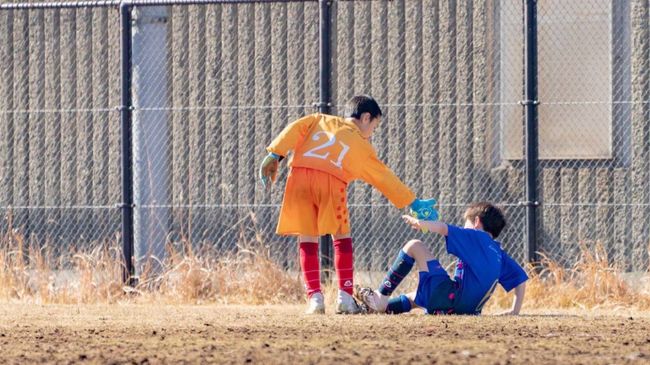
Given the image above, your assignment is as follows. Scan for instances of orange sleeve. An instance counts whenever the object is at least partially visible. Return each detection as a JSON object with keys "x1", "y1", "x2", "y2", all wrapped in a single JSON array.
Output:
[
  {"x1": 266, "y1": 114, "x2": 319, "y2": 157},
  {"x1": 358, "y1": 154, "x2": 416, "y2": 209}
]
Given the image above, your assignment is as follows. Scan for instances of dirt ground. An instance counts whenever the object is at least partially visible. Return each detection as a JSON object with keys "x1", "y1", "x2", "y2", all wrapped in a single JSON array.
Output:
[{"x1": 0, "y1": 304, "x2": 649, "y2": 365}]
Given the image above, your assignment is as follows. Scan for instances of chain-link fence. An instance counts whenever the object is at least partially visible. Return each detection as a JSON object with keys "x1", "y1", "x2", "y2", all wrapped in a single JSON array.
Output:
[
  {"x1": 0, "y1": 6, "x2": 122, "y2": 261},
  {"x1": 1, "y1": 0, "x2": 648, "y2": 277}
]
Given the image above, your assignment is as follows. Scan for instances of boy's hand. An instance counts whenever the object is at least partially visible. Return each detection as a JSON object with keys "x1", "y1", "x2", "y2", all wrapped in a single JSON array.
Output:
[
  {"x1": 401, "y1": 215, "x2": 449, "y2": 236},
  {"x1": 259, "y1": 153, "x2": 281, "y2": 189},
  {"x1": 408, "y1": 198, "x2": 439, "y2": 233},
  {"x1": 401, "y1": 214, "x2": 423, "y2": 231},
  {"x1": 495, "y1": 310, "x2": 518, "y2": 316}
]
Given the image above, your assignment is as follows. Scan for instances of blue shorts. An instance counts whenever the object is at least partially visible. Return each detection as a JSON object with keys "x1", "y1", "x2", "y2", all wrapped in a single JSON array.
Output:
[{"x1": 414, "y1": 260, "x2": 458, "y2": 314}]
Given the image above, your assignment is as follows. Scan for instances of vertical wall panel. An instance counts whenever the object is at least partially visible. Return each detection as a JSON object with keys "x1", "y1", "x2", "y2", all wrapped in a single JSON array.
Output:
[
  {"x1": 472, "y1": 0, "x2": 489, "y2": 202},
  {"x1": 189, "y1": 5, "x2": 206, "y2": 242},
  {"x1": 269, "y1": 3, "x2": 287, "y2": 204},
  {"x1": 28, "y1": 9, "x2": 46, "y2": 239},
  {"x1": 369, "y1": 0, "x2": 389, "y2": 269},
  {"x1": 204, "y1": 4, "x2": 223, "y2": 242},
  {"x1": 91, "y1": 8, "x2": 109, "y2": 204},
  {"x1": 44, "y1": 9, "x2": 61, "y2": 238},
  {"x1": 421, "y1": 0, "x2": 440, "y2": 199},
  {"x1": 220, "y1": 4, "x2": 238, "y2": 243},
  {"x1": 455, "y1": 0, "x2": 473, "y2": 206},
  {"x1": 560, "y1": 168, "x2": 578, "y2": 263},
  {"x1": 60, "y1": 9, "x2": 77, "y2": 235},
  {"x1": 404, "y1": 0, "x2": 423, "y2": 193},
  {"x1": 170, "y1": 6, "x2": 190, "y2": 240},
  {"x1": 13, "y1": 10, "x2": 30, "y2": 229},
  {"x1": 630, "y1": 0, "x2": 649, "y2": 271},
  {"x1": 438, "y1": 0, "x2": 457, "y2": 218},
  {"x1": 0, "y1": 10, "x2": 14, "y2": 210},
  {"x1": 253, "y1": 3, "x2": 270, "y2": 206}
]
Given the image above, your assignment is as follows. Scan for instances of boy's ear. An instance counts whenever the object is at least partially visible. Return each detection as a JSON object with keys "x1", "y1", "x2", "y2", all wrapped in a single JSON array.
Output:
[
  {"x1": 360, "y1": 112, "x2": 371, "y2": 124},
  {"x1": 473, "y1": 216, "x2": 483, "y2": 229}
]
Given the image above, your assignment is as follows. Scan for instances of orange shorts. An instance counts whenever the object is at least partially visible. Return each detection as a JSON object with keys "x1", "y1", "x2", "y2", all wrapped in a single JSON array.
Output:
[{"x1": 276, "y1": 167, "x2": 351, "y2": 236}]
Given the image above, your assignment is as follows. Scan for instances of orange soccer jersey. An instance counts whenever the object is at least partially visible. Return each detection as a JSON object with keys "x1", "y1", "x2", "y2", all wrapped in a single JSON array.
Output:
[{"x1": 268, "y1": 113, "x2": 415, "y2": 236}]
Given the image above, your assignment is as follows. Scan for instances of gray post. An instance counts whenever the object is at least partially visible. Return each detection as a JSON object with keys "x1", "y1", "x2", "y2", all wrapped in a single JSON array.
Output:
[
  {"x1": 120, "y1": 2, "x2": 135, "y2": 284},
  {"x1": 132, "y1": 5, "x2": 170, "y2": 276},
  {"x1": 524, "y1": 0, "x2": 539, "y2": 263}
]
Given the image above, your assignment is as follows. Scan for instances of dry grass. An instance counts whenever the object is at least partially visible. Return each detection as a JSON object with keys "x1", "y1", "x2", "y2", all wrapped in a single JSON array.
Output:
[
  {"x1": 0, "y1": 224, "x2": 304, "y2": 305},
  {"x1": 486, "y1": 243, "x2": 650, "y2": 312},
  {"x1": 1, "y1": 221, "x2": 649, "y2": 312}
]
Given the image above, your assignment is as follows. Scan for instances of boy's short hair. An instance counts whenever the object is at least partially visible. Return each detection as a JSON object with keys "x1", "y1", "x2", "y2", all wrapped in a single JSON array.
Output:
[
  {"x1": 344, "y1": 95, "x2": 382, "y2": 120},
  {"x1": 464, "y1": 202, "x2": 507, "y2": 238}
]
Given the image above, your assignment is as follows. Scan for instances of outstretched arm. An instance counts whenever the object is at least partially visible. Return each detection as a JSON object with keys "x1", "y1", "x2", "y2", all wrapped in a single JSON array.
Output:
[
  {"x1": 359, "y1": 155, "x2": 416, "y2": 209},
  {"x1": 401, "y1": 215, "x2": 448, "y2": 236}
]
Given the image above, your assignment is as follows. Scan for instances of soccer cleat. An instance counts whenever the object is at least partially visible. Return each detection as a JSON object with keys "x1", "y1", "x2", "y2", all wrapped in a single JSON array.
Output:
[
  {"x1": 355, "y1": 286, "x2": 388, "y2": 314},
  {"x1": 335, "y1": 290, "x2": 366, "y2": 315},
  {"x1": 305, "y1": 292, "x2": 325, "y2": 314}
]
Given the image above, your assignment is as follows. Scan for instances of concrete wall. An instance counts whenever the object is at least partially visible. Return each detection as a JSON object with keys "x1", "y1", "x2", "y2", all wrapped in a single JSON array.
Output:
[{"x1": 0, "y1": 0, "x2": 648, "y2": 270}]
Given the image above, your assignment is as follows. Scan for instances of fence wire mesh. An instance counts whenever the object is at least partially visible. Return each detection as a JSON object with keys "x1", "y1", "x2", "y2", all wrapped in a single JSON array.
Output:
[
  {"x1": 0, "y1": 7, "x2": 122, "y2": 256},
  {"x1": 1, "y1": 0, "x2": 649, "y2": 276},
  {"x1": 535, "y1": 0, "x2": 650, "y2": 271}
]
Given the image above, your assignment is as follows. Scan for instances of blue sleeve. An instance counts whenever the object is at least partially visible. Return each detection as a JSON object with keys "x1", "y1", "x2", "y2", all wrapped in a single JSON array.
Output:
[
  {"x1": 498, "y1": 253, "x2": 528, "y2": 292},
  {"x1": 445, "y1": 225, "x2": 480, "y2": 261}
]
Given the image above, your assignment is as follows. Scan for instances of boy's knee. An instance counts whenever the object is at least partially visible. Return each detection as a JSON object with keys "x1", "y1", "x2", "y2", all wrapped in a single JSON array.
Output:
[{"x1": 403, "y1": 239, "x2": 423, "y2": 255}]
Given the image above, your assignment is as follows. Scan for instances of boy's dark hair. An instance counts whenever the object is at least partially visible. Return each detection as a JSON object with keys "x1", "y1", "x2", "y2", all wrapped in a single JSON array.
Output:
[
  {"x1": 344, "y1": 95, "x2": 382, "y2": 120},
  {"x1": 464, "y1": 202, "x2": 507, "y2": 238}
]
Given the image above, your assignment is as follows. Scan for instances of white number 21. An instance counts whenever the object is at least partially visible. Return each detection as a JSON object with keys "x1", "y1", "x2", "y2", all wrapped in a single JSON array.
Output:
[{"x1": 303, "y1": 131, "x2": 350, "y2": 169}]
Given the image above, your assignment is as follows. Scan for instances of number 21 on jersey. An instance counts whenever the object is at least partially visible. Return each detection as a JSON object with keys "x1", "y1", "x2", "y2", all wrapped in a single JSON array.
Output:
[{"x1": 303, "y1": 131, "x2": 350, "y2": 169}]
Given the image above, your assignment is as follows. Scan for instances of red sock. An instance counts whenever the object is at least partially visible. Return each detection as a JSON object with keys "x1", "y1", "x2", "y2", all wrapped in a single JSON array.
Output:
[
  {"x1": 334, "y1": 238, "x2": 354, "y2": 295},
  {"x1": 299, "y1": 242, "x2": 321, "y2": 298}
]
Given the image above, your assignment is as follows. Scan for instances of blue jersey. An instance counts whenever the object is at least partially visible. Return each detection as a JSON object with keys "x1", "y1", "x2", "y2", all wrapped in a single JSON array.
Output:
[{"x1": 446, "y1": 225, "x2": 528, "y2": 314}]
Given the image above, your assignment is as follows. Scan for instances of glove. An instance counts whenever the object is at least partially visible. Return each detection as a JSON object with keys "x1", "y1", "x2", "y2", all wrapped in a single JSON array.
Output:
[
  {"x1": 409, "y1": 198, "x2": 439, "y2": 233},
  {"x1": 259, "y1": 152, "x2": 282, "y2": 189},
  {"x1": 409, "y1": 198, "x2": 439, "y2": 220}
]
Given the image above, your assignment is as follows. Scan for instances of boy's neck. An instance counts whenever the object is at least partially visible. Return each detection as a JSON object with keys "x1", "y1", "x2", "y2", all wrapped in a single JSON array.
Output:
[
  {"x1": 345, "y1": 117, "x2": 360, "y2": 125},
  {"x1": 472, "y1": 227, "x2": 494, "y2": 239}
]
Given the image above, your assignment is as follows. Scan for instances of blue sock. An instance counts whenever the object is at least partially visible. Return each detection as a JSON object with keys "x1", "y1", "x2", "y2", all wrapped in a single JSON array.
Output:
[
  {"x1": 386, "y1": 295, "x2": 412, "y2": 314},
  {"x1": 378, "y1": 250, "x2": 415, "y2": 296}
]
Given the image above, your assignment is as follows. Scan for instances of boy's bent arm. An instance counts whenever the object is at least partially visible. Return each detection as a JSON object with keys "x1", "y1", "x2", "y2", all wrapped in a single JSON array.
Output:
[
  {"x1": 267, "y1": 114, "x2": 319, "y2": 157},
  {"x1": 504, "y1": 282, "x2": 526, "y2": 315}
]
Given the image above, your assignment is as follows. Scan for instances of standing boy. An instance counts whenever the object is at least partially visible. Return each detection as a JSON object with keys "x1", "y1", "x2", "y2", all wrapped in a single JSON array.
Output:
[{"x1": 259, "y1": 95, "x2": 436, "y2": 314}]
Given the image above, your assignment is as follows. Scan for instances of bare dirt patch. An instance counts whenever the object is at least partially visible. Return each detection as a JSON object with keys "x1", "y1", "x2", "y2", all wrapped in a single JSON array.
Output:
[{"x1": 1, "y1": 304, "x2": 649, "y2": 364}]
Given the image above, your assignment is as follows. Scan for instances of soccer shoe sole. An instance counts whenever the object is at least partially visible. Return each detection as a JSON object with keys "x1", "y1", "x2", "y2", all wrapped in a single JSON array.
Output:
[
  {"x1": 354, "y1": 285, "x2": 380, "y2": 314},
  {"x1": 305, "y1": 304, "x2": 325, "y2": 315}
]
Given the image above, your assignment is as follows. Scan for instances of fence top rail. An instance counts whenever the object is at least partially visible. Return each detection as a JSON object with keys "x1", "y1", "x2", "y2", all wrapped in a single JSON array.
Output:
[{"x1": 0, "y1": 0, "x2": 316, "y2": 10}]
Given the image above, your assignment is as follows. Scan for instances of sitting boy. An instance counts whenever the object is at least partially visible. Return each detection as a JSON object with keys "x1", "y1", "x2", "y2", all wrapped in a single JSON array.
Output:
[{"x1": 357, "y1": 202, "x2": 528, "y2": 315}]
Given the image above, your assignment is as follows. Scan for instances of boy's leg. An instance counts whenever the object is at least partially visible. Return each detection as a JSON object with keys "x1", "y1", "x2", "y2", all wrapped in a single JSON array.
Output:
[
  {"x1": 378, "y1": 239, "x2": 434, "y2": 296},
  {"x1": 298, "y1": 236, "x2": 321, "y2": 298},
  {"x1": 298, "y1": 236, "x2": 324, "y2": 314},
  {"x1": 332, "y1": 233, "x2": 364, "y2": 314},
  {"x1": 360, "y1": 240, "x2": 435, "y2": 314},
  {"x1": 402, "y1": 239, "x2": 437, "y2": 272},
  {"x1": 332, "y1": 233, "x2": 354, "y2": 295}
]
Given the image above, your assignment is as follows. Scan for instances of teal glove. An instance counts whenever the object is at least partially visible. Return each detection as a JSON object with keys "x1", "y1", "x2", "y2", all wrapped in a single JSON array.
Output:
[
  {"x1": 409, "y1": 198, "x2": 439, "y2": 233},
  {"x1": 409, "y1": 198, "x2": 439, "y2": 221},
  {"x1": 259, "y1": 152, "x2": 282, "y2": 189}
]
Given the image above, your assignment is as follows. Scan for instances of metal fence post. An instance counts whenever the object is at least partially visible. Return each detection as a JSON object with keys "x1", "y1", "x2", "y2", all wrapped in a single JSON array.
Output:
[
  {"x1": 120, "y1": 1, "x2": 136, "y2": 285},
  {"x1": 524, "y1": 0, "x2": 539, "y2": 263},
  {"x1": 132, "y1": 5, "x2": 170, "y2": 279},
  {"x1": 318, "y1": 0, "x2": 333, "y2": 282}
]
